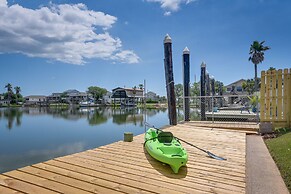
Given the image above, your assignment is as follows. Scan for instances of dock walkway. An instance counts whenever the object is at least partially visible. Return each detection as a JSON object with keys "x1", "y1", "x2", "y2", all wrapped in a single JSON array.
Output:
[{"x1": 0, "y1": 122, "x2": 248, "y2": 193}]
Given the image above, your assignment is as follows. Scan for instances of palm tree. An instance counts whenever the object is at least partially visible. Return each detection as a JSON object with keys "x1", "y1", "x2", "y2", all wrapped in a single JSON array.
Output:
[
  {"x1": 248, "y1": 41, "x2": 270, "y2": 92},
  {"x1": 14, "y1": 86, "x2": 21, "y2": 95},
  {"x1": 5, "y1": 83, "x2": 12, "y2": 93},
  {"x1": 5, "y1": 83, "x2": 13, "y2": 106},
  {"x1": 14, "y1": 86, "x2": 21, "y2": 104}
]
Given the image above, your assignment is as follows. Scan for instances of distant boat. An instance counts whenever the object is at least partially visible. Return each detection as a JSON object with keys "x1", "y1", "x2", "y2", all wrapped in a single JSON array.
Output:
[{"x1": 79, "y1": 100, "x2": 95, "y2": 107}]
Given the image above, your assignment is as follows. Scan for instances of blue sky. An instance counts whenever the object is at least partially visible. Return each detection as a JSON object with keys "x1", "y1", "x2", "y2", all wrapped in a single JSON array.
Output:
[{"x1": 0, "y1": 0, "x2": 290, "y2": 96}]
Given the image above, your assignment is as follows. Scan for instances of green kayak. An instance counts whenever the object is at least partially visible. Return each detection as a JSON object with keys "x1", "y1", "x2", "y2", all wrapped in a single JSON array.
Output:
[{"x1": 144, "y1": 128, "x2": 188, "y2": 173}]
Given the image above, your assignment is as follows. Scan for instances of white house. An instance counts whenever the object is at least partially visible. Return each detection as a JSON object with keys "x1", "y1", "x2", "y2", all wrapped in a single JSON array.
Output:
[
  {"x1": 0, "y1": 95, "x2": 9, "y2": 106},
  {"x1": 24, "y1": 95, "x2": 47, "y2": 105},
  {"x1": 224, "y1": 79, "x2": 247, "y2": 95},
  {"x1": 146, "y1": 91, "x2": 158, "y2": 101},
  {"x1": 103, "y1": 91, "x2": 112, "y2": 104}
]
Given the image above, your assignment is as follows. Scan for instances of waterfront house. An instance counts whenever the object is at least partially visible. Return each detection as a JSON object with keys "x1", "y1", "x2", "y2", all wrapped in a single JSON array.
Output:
[
  {"x1": 0, "y1": 94, "x2": 9, "y2": 106},
  {"x1": 224, "y1": 79, "x2": 247, "y2": 104},
  {"x1": 103, "y1": 91, "x2": 112, "y2": 104},
  {"x1": 46, "y1": 93, "x2": 62, "y2": 103},
  {"x1": 47, "y1": 90, "x2": 91, "y2": 104},
  {"x1": 225, "y1": 79, "x2": 247, "y2": 94},
  {"x1": 111, "y1": 87, "x2": 144, "y2": 105},
  {"x1": 146, "y1": 91, "x2": 158, "y2": 102},
  {"x1": 65, "y1": 89, "x2": 88, "y2": 104},
  {"x1": 24, "y1": 95, "x2": 47, "y2": 106}
]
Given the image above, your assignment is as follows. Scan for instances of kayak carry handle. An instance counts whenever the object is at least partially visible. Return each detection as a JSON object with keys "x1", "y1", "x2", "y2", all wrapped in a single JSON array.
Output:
[{"x1": 171, "y1": 154, "x2": 182, "y2": 157}]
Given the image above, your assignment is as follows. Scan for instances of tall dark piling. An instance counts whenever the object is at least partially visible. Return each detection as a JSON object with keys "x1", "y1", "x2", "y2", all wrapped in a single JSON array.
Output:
[
  {"x1": 183, "y1": 47, "x2": 190, "y2": 121},
  {"x1": 206, "y1": 73, "x2": 211, "y2": 111},
  {"x1": 211, "y1": 77, "x2": 215, "y2": 108},
  {"x1": 164, "y1": 34, "x2": 177, "y2": 125},
  {"x1": 211, "y1": 77, "x2": 215, "y2": 96},
  {"x1": 219, "y1": 82, "x2": 223, "y2": 107},
  {"x1": 200, "y1": 62, "x2": 206, "y2": 120}
]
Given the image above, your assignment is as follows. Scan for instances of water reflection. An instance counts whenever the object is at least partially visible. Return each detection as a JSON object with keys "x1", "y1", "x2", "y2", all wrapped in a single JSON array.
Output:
[
  {"x1": 0, "y1": 108, "x2": 23, "y2": 129},
  {"x1": 0, "y1": 107, "x2": 168, "y2": 129}
]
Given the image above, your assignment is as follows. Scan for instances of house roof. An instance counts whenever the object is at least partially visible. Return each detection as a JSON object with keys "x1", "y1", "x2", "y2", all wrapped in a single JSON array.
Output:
[
  {"x1": 111, "y1": 88, "x2": 143, "y2": 98},
  {"x1": 112, "y1": 87, "x2": 143, "y2": 92},
  {"x1": 225, "y1": 79, "x2": 246, "y2": 87},
  {"x1": 25, "y1": 95, "x2": 47, "y2": 98}
]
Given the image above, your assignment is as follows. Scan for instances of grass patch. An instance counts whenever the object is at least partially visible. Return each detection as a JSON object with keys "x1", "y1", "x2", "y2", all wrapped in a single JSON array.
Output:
[{"x1": 265, "y1": 128, "x2": 291, "y2": 192}]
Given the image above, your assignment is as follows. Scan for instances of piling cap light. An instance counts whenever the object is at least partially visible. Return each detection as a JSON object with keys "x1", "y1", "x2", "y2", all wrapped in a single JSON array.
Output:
[
  {"x1": 183, "y1": 47, "x2": 190, "y2": 55},
  {"x1": 164, "y1": 34, "x2": 172, "y2": 43}
]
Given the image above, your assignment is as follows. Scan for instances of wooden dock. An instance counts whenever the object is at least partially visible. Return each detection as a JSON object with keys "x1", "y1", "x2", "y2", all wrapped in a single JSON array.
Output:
[
  {"x1": 0, "y1": 122, "x2": 249, "y2": 194},
  {"x1": 205, "y1": 110, "x2": 257, "y2": 121}
]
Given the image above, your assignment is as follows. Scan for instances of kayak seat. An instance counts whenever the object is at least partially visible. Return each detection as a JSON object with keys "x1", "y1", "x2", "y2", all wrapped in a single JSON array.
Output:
[{"x1": 158, "y1": 132, "x2": 173, "y2": 143}]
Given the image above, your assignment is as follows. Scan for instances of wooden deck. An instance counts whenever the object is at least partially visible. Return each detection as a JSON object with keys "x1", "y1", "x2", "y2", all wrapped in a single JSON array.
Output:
[
  {"x1": 183, "y1": 121, "x2": 259, "y2": 134},
  {"x1": 0, "y1": 123, "x2": 247, "y2": 194}
]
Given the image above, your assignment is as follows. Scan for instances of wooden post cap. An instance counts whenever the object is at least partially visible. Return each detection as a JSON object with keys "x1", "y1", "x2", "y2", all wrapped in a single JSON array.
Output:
[{"x1": 124, "y1": 132, "x2": 133, "y2": 142}]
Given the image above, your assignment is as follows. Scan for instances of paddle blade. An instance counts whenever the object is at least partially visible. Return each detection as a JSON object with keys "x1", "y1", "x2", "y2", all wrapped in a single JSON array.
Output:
[{"x1": 206, "y1": 151, "x2": 227, "y2": 161}]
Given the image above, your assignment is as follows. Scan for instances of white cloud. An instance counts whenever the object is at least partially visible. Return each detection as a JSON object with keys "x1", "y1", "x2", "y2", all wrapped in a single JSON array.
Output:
[
  {"x1": 113, "y1": 50, "x2": 140, "y2": 64},
  {"x1": 0, "y1": 0, "x2": 139, "y2": 64},
  {"x1": 164, "y1": 11, "x2": 171, "y2": 16},
  {"x1": 0, "y1": 0, "x2": 7, "y2": 7},
  {"x1": 147, "y1": 0, "x2": 194, "y2": 15}
]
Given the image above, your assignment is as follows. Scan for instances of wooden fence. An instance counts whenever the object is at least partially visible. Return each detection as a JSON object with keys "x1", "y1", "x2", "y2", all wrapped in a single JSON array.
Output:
[{"x1": 260, "y1": 68, "x2": 291, "y2": 128}]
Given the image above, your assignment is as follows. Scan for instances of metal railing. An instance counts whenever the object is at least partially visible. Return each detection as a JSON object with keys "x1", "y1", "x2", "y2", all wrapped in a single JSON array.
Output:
[{"x1": 177, "y1": 94, "x2": 260, "y2": 124}]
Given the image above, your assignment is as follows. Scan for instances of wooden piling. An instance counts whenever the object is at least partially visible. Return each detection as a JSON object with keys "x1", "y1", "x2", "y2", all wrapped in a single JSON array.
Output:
[
  {"x1": 164, "y1": 34, "x2": 177, "y2": 125},
  {"x1": 200, "y1": 62, "x2": 206, "y2": 121},
  {"x1": 183, "y1": 47, "x2": 190, "y2": 121}
]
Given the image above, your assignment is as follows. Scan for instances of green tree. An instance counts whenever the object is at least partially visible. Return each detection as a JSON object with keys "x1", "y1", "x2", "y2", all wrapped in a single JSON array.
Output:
[
  {"x1": 88, "y1": 86, "x2": 107, "y2": 102},
  {"x1": 14, "y1": 86, "x2": 21, "y2": 95},
  {"x1": 5, "y1": 83, "x2": 13, "y2": 106},
  {"x1": 242, "y1": 79, "x2": 255, "y2": 95},
  {"x1": 249, "y1": 40, "x2": 270, "y2": 92},
  {"x1": 14, "y1": 86, "x2": 22, "y2": 104},
  {"x1": 159, "y1": 96, "x2": 167, "y2": 103},
  {"x1": 174, "y1": 84, "x2": 183, "y2": 105},
  {"x1": 190, "y1": 82, "x2": 200, "y2": 96},
  {"x1": 214, "y1": 81, "x2": 224, "y2": 94}
]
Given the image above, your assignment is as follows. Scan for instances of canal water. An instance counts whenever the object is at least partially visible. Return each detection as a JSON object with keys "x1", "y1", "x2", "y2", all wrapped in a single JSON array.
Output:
[{"x1": 0, "y1": 107, "x2": 178, "y2": 173}]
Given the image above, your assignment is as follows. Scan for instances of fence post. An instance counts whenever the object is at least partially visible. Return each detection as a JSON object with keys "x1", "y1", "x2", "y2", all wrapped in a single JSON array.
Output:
[
  {"x1": 265, "y1": 70, "x2": 271, "y2": 121},
  {"x1": 271, "y1": 70, "x2": 277, "y2": 121},
  {"x1": 277, "y1": 69, "x2": 283, "y2": 121},
  {"x1": 260, "y1": 71, "x2": 266, "y2": 122},
  {"x1": 287, "y1": 69, "x2": 291, "y2": 127}
]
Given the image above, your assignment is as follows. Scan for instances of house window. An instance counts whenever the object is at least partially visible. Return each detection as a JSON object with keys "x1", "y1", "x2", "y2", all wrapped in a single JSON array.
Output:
[
  {"x1": 227, "y1": 87, "x2": 231, "y2": 91},
  {"x1": 237, "y1": 86, "x2": 242, "y2": 92}
]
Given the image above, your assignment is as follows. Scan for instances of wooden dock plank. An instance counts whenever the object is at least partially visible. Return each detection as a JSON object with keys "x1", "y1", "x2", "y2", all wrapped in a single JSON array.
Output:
[
  {"x1": 0, "y1": 174, "x2": 58, "y2": 194},
  {"x1": 19, "y1": 166, "x2": 125, "y2": 194},
  {"x1": 82, "y1": 149, "x2": 246, "y2": 188},
  {"x1": 0, "y1": 185, "x2": 24, "y2": 194},
  {"x1": 67, "y1": 151, "x2": 245, "y2": 193},
  {"x1": 4, "y1": 170, "x2": 92, "y2": 194},
  {"x1": 33, "y1": 163, "x2": 178, "y2": 194},
  {"x1": 93, "y1": 147, "x2": 246, "y2": 176},
  {"x1": 0, "y1": 123, "x2": 250, "y2": 194},
  {"x1": 44, "y1": 160, "x2": 203, "y2": 194},
  {"x1": 56, "y1": 155, "x2": 241, "y2": 194}
]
